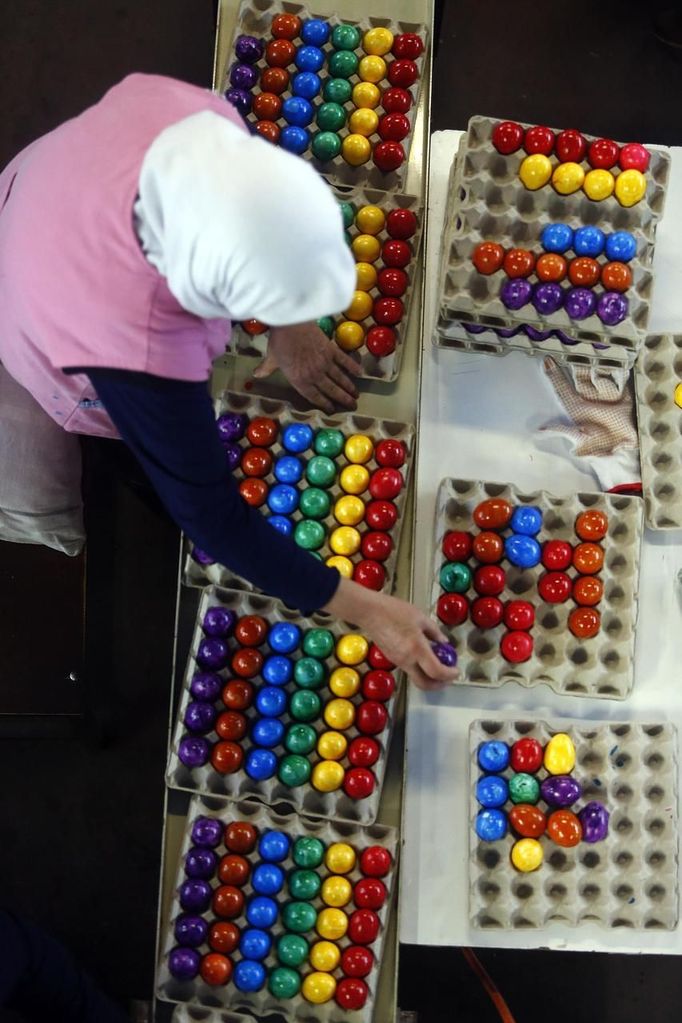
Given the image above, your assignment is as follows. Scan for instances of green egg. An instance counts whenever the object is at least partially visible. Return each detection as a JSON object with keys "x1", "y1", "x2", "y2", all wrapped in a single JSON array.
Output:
[
  {"x1": 277, "y1": 932, "x2": 310, "y2": 964},
  {"x1": 288, "y1": 868, "x2": 322, "y2": 900},
  {"x1": 328, "y1": 49, "x2": 359, "y2": 78},
  {"x1": 509, "y1": 772, "x2": 541, "y2": 805},
  {"x1": 312, "y1": 130, "x2": 342, "y2": 162},
  {"x1": 331, "y1": 23, "x2": 361, "y2": 50},
  {"x1": 317, "y1": 316, "x2": 336, "y2": 338},
  {"x1": 299, "y1": 487, "x2": 331, "y2": 520},
  {"x1": 316, "y1": 101, "x2": 347, "y2": 133},
  {"x1": 293, "y1": 836, "x2": 325, "y2": 868},
  {"x1": 314, "y1": 428, "x2": 345, "y2": 457},
  {"x1": 305, "y1": 455, "x2": 337, "y2": 488},
  {"x1": 303, "y1": 627, "x2": 335, "y2": 659},
  {"x1": 294, "y1": 656, "x2": 326, "y2": 689},
  {"x1": 285, "y1": 723, "x2": 318, "y2": 756},
  {"x1": 324, "y1": 77, "x2": 353, "y2": 104},
  {"x1": 278, "y1": 753, "x2": 312, "y2": 787},
  {"x1": 289, "y1": 689, "x2": 322, "y2": 723},
  {"x1": 268, "y1": 966, "x2": 301, "y2": 999},
  {"x1": 439, "y1": 561, "x2": 472, "y2": 594},
  {"x1": 294, "y1": 519, "x2": 326, "y2": 551}
]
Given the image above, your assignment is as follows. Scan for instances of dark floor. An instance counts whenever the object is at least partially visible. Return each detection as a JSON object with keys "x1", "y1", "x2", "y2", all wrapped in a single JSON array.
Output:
[{"x1": 1, "y1": 1, "x2": 682, "y2": 1021}]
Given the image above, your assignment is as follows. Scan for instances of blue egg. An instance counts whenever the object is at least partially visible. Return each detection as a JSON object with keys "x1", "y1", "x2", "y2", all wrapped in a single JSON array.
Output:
[
  {"x1": 255, "y1": 685, "x2": 288, "y2": 717},
  {"x1": 252, "y1": 862, "x2": 285, "y2": 895},
  {"x1": 258, "y1": 829, "x2": 292, "y2": 863},
  {"x1": 476, "y1": 774, "x2": 509, "y2": 808},
  {"x1": 262, "y1": 654, "x2": 293, "y2": 686},
  {"x1": 573, "y1": 226, "x2": 606, "y2": 258},
  {"x1": 245, "y1": 748, "x2": 277, "y2": 781},
  {"x1": 282, "y1": 422, "x2": 315, "y2": 453},
  {"x1": 504, "y1": 534, "x2": 541, "y2": 568},
  {"x1": 274, "y1": 455, "x2": 304, "y2": 484},
  {"x1": 268, "y1": 514, "x2": 293, "y2": 536},
  {"x1": 246, "y1": 897, "x2": 279, "y2": 931},
  {"x1": 240, "y1": 927, "x2": 273, "y2": 960},
  {"x1": 475, "y1": 808, "x2": 508, "y2": 842},
  {"x1": 294, "y1": 44, "x2": 325, "y2": 73},
  {"x1": 540, "y1": 223, "x2": 573, "y2": 254},
  {"x1": 477, "y1": 740, "x2": 510, "y2": 773},
  {"x1": 269, "y1": 621, "x2": 301, "y2": 654},
  {"x1": 251, "y1": 716, "x2": 285, "y2": 748},
  {"x1": 301, "y1": 18, "x2": 330, "y2": 45},
  {"x1": 280, "y1": 124, "x2": 311, "y2": 154},
  {"x1": 282, "y1": 96, "x2": 314, "y2": 127},
  {"x1": 510, "y1": 505, "x2": 543, "y2": 536},
  {"x1": 605, "y1": 230, "x2": 637, "y2": 263},
  {"x1": 292, "y1": 71, "x2": 321, "y2": 99},
  {"x1": 267, "y1": 483, "x2": 300, "y2": 515},
  {"x1": 234, "y1": 958, "x2": 266, "y2": 992}
]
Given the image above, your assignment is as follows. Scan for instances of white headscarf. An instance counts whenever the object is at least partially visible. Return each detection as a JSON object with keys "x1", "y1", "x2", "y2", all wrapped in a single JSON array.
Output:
[{"x1": 135, "y1": 109, "x2": 356, "y2": 325}]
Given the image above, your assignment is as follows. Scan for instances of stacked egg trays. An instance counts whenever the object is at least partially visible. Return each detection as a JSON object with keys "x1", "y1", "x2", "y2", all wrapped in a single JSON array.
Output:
[
  {"x1": 430, "y1": 478, "x2": 643, "y2": 699},
  {"x1": 185, "y1": 391, "x2": 413, "y2": 597},
  {"x1": 167, "y1": 586, "x2": 401, "y2": 826},
  {"x1": 229, "y1": 184, "x2": 422, "y2": 382},
  {"x1": 223, "y1": 0, "x2": 428, "y2": 188},
  {"x1": 469, "y1": 719, "x2": 679, "y2": 930},
  {"x1": 635, "y1": 333, "x2": 682, "y2": 529},
  {"x1": 172, "y1": 1007, "x2": 255, "y2": 1023},
  {"x1": 158, "y1": 797, "x2": 398, "y2": 1021},
  {"x1": 434, "y1": 115, "x2": 670, "y2": 364}
]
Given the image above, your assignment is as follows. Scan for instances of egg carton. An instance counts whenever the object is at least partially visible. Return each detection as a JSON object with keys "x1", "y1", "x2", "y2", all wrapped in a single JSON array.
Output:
[
  {"x1": 634, "y1": 334, "x2": 682, "y2": 530},
  {"x1": 158, "y1": 795, "x2": 398, "y2": 1022},
  {"x1": 184, "y1": 390, "x2": 414, "y2": 598},
  {"x1": 172, "y1": 1007, "x2": 256, "y2": 1023},
  {"x1": 226, "y1": 184, "x2": 423, "y2": 383},
  {"x1": 431, "y1": 478, "x2": 643, "y2": 699},
  {"x1": 222, "y1": 0, "x2": 429, "y2": 190},
  {"x1": 167, "y1": 586, "x2": 402, "y2": 825},
  {"x1": 469, "y1": 719, "x2": 679, "y2": 930},
  {"x1": 435, "y1": 115, "x2": 671, "y2": 351}
]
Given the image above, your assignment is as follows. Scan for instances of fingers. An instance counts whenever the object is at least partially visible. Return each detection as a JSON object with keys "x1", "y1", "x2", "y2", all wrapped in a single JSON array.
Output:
[
  {"x1": 409, "y1": 663, "x2": 451, "y2": 691},
  {"x1": 307, "y1": 385, "x2": 335, "y2": 415},
  {"x1": 421, "y1": 617, "x2": 449, "y2": 645},
  {"x1": 327, "y1": 361, "x2": 359, "y2": 401},
  {"x1": 316, "y1": 376, "x2": 357, "y2": 411},
  {"x1": 334, "y1": 347, "x2": 362, "y2": 378}
]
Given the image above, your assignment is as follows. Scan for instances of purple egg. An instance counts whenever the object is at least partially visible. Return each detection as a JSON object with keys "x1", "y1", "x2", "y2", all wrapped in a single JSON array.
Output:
[
  {"x1": 203, "y1": 606, "x2": 237, "y2": 638},
  {"x1": 224, "y1": 442, "x2": 242, "y2": 471},
  {"x1": 178, "y1": 736, "x2": 211, "y2": 769},
  {"x1": 540, "y1": 774, "x2": 582, "y2": 808},
  {"x1": 168, "y1": 946, "x2": 201, "y2": 981},
  {"x1": 191, "y1": 816, "x2": 224, "y2": 848},
  {"x1": 224, "y1": 87, "x2": 252, "y2": 116},
  {"x1": 432, "y1": 641, "x2": 458, "y2": 667},
  {"x1": 235, "y1": 34, "x2": 265, "y2": 63},
  {"x1": 500, "y1": 279, "x2": 532, "y2": 311},
  {"x1": 497, "y1": 326, "x2": 521, "y2": 338},
  {"x1": 197, "y1": 637, "x2": 230, "y2": 670},
  {"x1": 532, "y1": 282, "x2": 564, "y2": 316},
  {"x1": 184, "y1": 701, "x2": 218, "y2": 735},
  {"x1": 525, "y1": 326, "x2": 553, "y2": 341},
  {"x1": 185, "y1": 846, "x2": 218, "y2": 879},
  {"x1": 178, "y1": 878, "x2": 212, "y2": 913},
  {"x1": 565, "y1": 287, "x2": 597, "y2": 320},
  {"x1": 189, "y1": 672, "x2": 222, "y2": 702},
  {"x1": 597, "y1": 292, "x2": 628, "y2": 327},
  {"x1": 174, "y1": 913, "x2": 209, "y2": 948},
  {"x1": 578, "y1": 801, "x2": 610, "y2": 843},
  {"x1": 217, "y1": 412, "x2": 248, "y2": 443},
  {"x1": 229, "y1": 62, "x2": 259, "y2": 90},
  {"x1": 464, "y1": 323, "x2": 487, "y2": 334},
  {"x1": 191, "y1": 546, "x2": 215, "y2": 566}
]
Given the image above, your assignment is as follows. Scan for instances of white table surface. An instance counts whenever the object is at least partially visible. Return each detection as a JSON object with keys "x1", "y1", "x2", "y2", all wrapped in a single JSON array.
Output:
[{"x1": 400, "y1": 130, "x2": 682, "y2": 953}]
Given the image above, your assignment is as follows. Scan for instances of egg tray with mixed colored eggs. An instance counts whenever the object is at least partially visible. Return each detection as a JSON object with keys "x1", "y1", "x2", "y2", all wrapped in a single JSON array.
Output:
[
  {"x1": 228, "y1": 185, "x2": 422, "y2": 382},
  {"x1": 222, "y1": 0, "x2": 428, "y2": 188},
  {"x1": 431, "y1": 478, "x2": 643, "y2": 699},
  {"x1": 157, "y1": 796, "x2": 397, "y2": 1021},
  {"x1": 469, "y1": 719, "x2": 679, "y2": 930},
  {"x1": 167, "y1": 586, "x2": 401, "y2": 826},
  {"x1": 634, "y1": 334, "x2": 682, "y2": 530},
  {"x1": 184, "y1": 391, "x2": 413, "y2": 597}
]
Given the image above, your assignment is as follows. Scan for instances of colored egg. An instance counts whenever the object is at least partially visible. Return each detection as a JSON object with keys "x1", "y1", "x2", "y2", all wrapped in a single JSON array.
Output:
[
  {"x1": 352, "y1": 81, "x2": 381, "y2": 109},
  {"x1": 574, "y1": 225, "x2": 606, "y2": 257},
  {"x1": 365, "y1": 499, "x2": 398, "y2": 530},
  {"x1": 392, "y1": 31, "x2": 424, "y2": 58},
  {"x1": 383, "y1": 238, "x2": 411, "y2": 266},
  {"x1": 268, "y1": 513, "x2": 292, "y2": 535},
  {"x1": 224, "y1": 820, "x2": 257, "y2": 853},
  {"x1": 252, "y1": 91, "x2": 282, "y2": 120},
  {"x1": 552, "y1": 161, "x2": 585, "y2": 195},
  {"x1": 284, "y1": 723, "x2": 317, "y2": 756},
  {"x1": 355, "y1": 700, "x2": 388, "y2": 735},
  {"x1": 292, "y1": 836, "x2": 325, "y2": 869},
  {"x1": 199, "y1": 951, "x2": 229, "y2": 985},
  {"x1": 354, "y1": 556, "x2": 385, "y2": 586},
  {"x1": 503, "y1": 247, "x2": 536, "y2": 279},
  {"x1": 541, "y1": 222, "x2": 574, "y2": 253},
  {"x1": 356, "y1": 261, "x2": 378, "y2": 292},
  {"x1": 245, "y1": 748, "x2": 277, "y2": 780},
  {"x1": 332, "y1": 23, "x2": 361, "y2": 49},
  {"x1": 330, "y1": 49, "x2": 359, "y2": 78},
  {"x1": 438, "y1": 594, "x2": 468, "y2": 629},
  {"x1": 344, "y1": 433, "x2": 374, "y2": 463},
  {"x1": 605, "y1": 230, "x2": 636, "y2": 262},
  {"x1": 316, "y1": 907, "x2": 348, "y2": 941},
  {"x1": 342, "y1": 945, "x2": 374, "y2": 978},
  {"x1": 345, "y1": 767, "x2": 376, "y2": 799},
  {"x1": 312, "y1": 760, "x2": 345, "y2": 792},
  {"x1": 362, "y1": 669, "x2": 395, "y2": 701},
  {"x1": 442, "y1": 530, "x2": 473, "y2": 560},
  {"x1": 373, "y1": 296, "x2": 404, "y2": 324},
  {"x1": 234, "y1": 34, "x2": 264, "y2": 63},
  {"x1": 345, "y1": 290, "x2": 374, "y2": 321},
  {"x1": 269, "y1": 966, "x2": 301, "y2": 1000},
  {"x1": 343, "y1": 133, "x2": 372, "y2": 166},
  {"x1": 321, "y1": 875, "x2": 353, "y2": 908},
  {"x1": 510, "y1": 505, "x2": 542, "y2": 535},
  {"x1": 544, "y1": 733, "x2": 576, "y2": 775},
  {"x1": 288, "y1": 868, "x2": 322, "y2": 901},
  {"x1": 540, "y1": 539, "x2": 572, "y2": 571},
  {"x1": 238, "y1": 479, "x2": 267, "y2": 508},
  {"x1": 432, "y1": 641, "x2": 457, "y2": 667},
  {"x1": 278, "y1": 753, "x2": 312, "y2": 787},
  {"x1": 277, "y1": 932, "x2": 309, "y2": 966},
  {"x1": 615, "y1": 168, "x2": 646, "y2": 207},
  {"x1": 503, "y1": 600, "x2": 535, "y2": 630},
  {"x1": 347, "y1": 907, "x2": 380, "y2": 944},
  {"x1": 271, "y1": 12, "x2": 301, "y2": 38},
  {"x1": 241, "y1": 446, "x2": 272, "y2": 477},
  {"x1": 519, "y1": 153, "x2": 553, "y2": 190},
  {"x1": 573, "y1": 542, "x2": 604, "y2": 574},
  {"x1": 472, "y1": 531, "x2": 504, "y2": 563},
  {"x1": 332, "y1": 496, "x2": 363, "y2": 528},
  {"x1": 541, "y1": 774, "x2": 582, "y2": 808},
  {"x1": 510, "y1": 737, "x2": 543, "y2": 773},
  {"x1": 379, "y1": 112, "x2": 410, "y2": 141},
  {"x1": 361, "y1": 530, "x2": 392, "y2": 561},
  {"x1": 387, "y1": 58, "x2": 418, "y2": 87},
  {"x1": 538, "y1": 571, "x2": 572, "y2": 603},
  {"x1": 524, "y1": 125, "x2": 555, "y2": 155},
  {"x1": 354, "y1": 877, "x2": 386, "y2": 910},
  {"x1": 474, "y1": 808, "x2": 507, "y2": 841},
  {"x1": 266, "y1": 38, "x2": 296, "y2": 67},
  {"x1": 299, "y1": 488, "x2": 331, "y2": 521},
  {"x1": 324, "y1": 697, "x2": 356, "y2": 730},
  {"x1": 229, "y1": 61, "x2": 258, "y2": 91},
  {"x1": 476, "y1": 774, "x2": 508, "y2": 808},
  {"x1": 547, "y1": 809, "x2": 582, "y2": 847},
  {"x1": 246, "y1": 897, "x2": 279, "y2": 930},
  {"x1": 335, "y1": 320, "x2": 365, "y2": 351},
  {"x1": 509, "y1": 772, "x2": 540, "y2": 804},
  {"x1": 310, "y1": 939, "x2": 341, "y2": 973},
  {"x1": 478, "y1": 740, "x2": 510, "y2": 772},
  {"x1": 536, "y1": 252, "x2": 567, "y2": 282},
  {"x1": 573, "y1": 575, "x2": 604, "y2": 606},
  {"x1": 208, "y1": 920, "x2": 239, "y2": 954},
  {"x1": 509, "y1": 804, "x2": 546, "y2": 838},
  {"x1": 252, "y1": 862, "x2": 284, "y2": 896},
  {"x1": 674, "y1": 383, "x2": 682, "y2": 408},
  {"x1": 584, "y1": 168, "x2": 615, "y2": 201},
  {"x1": 210, "y1": 741, "x2": 244, "y2": 774},
  {"x1": 317, "y1": 729, "x2": 349, "y2": 761},
  {"x1": 294, "y1": 656, "x2": 326, "y2": 689},
  {"x1": 373, "y1": 140, "x2": 405, "y2": 172},
  {"x1": 574, "y1": 509, "x2": 608, "y2": 541},
  {"x1": 601, "y1": 261, "x2": 632, "y2": 292},
  {"x1": 316, "y1": 101, "x2": 347, "y2": 133},
  {"x1": 261, "y1": 66, "x2": 289, "y2": 93},
  {"x1": 382, "y1": 87, "x2": 412, "y2": 114},
  {"x1": 588, "y1": 137, "x2": 619, "y2": 169},
  {"x1": 350, "y1": 108, "x2": 380, "y2": 136},
  {"x1": 327, "y1": 555, "x2": 353, "y2": 578},
  {"x1": 212, "y1": 884, "x2": 244, "y2": 918},
  {"x1": 565, "y1": 286, "x2": 597, "y2": 320},
  {"x1": 352, "y1": 233, "x2": 382, "y2": 262},
  {"x1": 304, "y1": 455, "x2": 336, "y2": 488},
  {"x1": 492, "y1": 120, "x2": 524, "y2": 154},
  {"x1": 282, "y1": 900, "x2": 317, "y2": 933},
  {"x1": 439, "y1": 561, "x2": 472, "y2": 593},
  {"x1": 578, "y1": 801, "x2": 610, "y2": 842},
  {"x1": 597, "y1": 291, "x2": 628, "y2": 325},
  {"x1": 225, "y1": 88, "x2": 252, "y2": 116},
  {"x1": 326, "y1": 842, "x2": 357, "y2": 874},
  {"x1": 289, "y1": 689, "x2": 321, "y2": 722},
  {"x1": 569, "y1": 256, "x2": 601, "y2": 287},
  {"x1": 619, "y1": 142, "x2": 650, "y2": 172},
  {"x1": 504, "y1": 534, "x2": 541, "y2": 568},
  {"x1": 555, "y1": 128, "x2": 587, "y2": 163},
  {"x1": 473, "y1": 497, "x2": 513, "y2": 530},
  {"x1": 233, "y1": 959, "x2": 266, "y2": 992},
  {"x1": 330, "y1": 525, "x2": 361, "y2": 556},
  {"x1": 303, "y1": 970, "x2": 336, "y2": 1004},
  {"x1": 348, "y1": 736, "x2": 380, "y2": 768},
  {"x1": 568, "y1": 606, "x2": 601, "y2": 638},
  {"x1": 533, "y1": 281, "x2": 564, "y2": 315},
  {"x1": 472, "y1": 241, "x2": 504, "y2": 275},
  {"x1": 340, "y1": 463, "x2": 370, "y2": 494},
  {"x1": 511, "y1": 838, "x2": 543, "y2": 872},
  {"x1": 363, "y1": 26, "x2": 394, "y2": 55},
  {"x1": 281, "y1": 124, "x2": 310, "y2": 154},
  {"x1": 471, "y1": 596, "x2": 504, "y2": 628}
]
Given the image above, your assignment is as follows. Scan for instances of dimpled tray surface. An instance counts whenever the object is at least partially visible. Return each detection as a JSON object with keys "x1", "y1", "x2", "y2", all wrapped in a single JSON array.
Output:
[
  {"x1": 431, "y1": 478, "x2": 643, "y2": 699},
  {"x1": 226, "y1": 184, "x2": 423, "y2": 383},
  {"x1": 184, "y1": 391, "x2": 413, "y2": 596},
  {"x1": 635, "y1": 334, "x2": 682, "y2": 529},
  {"x1": 158, "y1": 796, "x2": 398, "y2": 1022},
  {"x1": 223, "y1": 0, "x2": 428, "y2": 190},
  {"x1": 469, "y1": 719, "x2": 679, "y2": 930},
  {"x1": 172, "y1": 1007, "x2": 256, "y2": 1023},
  {"x1": 167, "y1": 586, "x2": 401, "y2": 825}
]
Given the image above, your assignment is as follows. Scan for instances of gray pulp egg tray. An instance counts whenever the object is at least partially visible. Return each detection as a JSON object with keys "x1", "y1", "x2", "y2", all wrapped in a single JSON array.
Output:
[
  {"x1": 158, "y1": 795, "x2": 398, "y2": 1023},
  {"x1": 226, "y1": 184, "x2": 423, "y2": 383},
  {"x1": 435, "y1": 115, "x2": 671, "y2": 356},
  {"x1": 469, "y1": 719, "x2": 679, "y2": 930},
  {"x1": 172, "y1": 1008, "x2": 256, "y2": 1023},
  {"x1": 223, "y1": 0, "x2": 429, "y2": 190},
  {"x1": 167, "y1": 585, "x2": 402, "y2": 826},
  {"x1": 184, "y1": 390, "x2": 414, "y2": 597},
  {"x1": 431, "y1": 478, "x2": 643, "y2": 699},
  {"x1": 635, "y1": 334, "x2": 682, "y2": 530}
]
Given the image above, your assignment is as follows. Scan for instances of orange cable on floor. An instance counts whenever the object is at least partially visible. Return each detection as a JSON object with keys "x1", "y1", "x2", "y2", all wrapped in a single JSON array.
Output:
[{"x1": 461, "y1": 947, "x2": 518, "y2": 1023}]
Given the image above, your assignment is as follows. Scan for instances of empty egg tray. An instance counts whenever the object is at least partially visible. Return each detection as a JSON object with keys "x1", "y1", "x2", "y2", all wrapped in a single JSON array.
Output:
[
  {"x1": 223, "y1": 0, "x2": 429, "y2": 190},
  {"x1": 635, "y1": 334, "x2": 682, "y2": 530},
  {"x1": 469, "y1": 719, "x2": 679, "y2": 930},
  {"x1": 184, "y1": 390, "x2": 414, "y2": 598},
  {"x1": 157, "y1": 795, "x2": 398, "y2": 1023},
  {"x1": 226, "y1": 183, "x2": 423, "y2": 383},
  {"x1": 430, "y1": 478, "x2": 643, "y2": 699},
  {"x1": 167, "y1": 585, "x2": 402, "y2": 826},
  {"x1": 435, "y1": 115, "x2": 671, "y2": 354},
  {"x1": 172, "y1": 1007, "x2": 255, "y2": 1023}
]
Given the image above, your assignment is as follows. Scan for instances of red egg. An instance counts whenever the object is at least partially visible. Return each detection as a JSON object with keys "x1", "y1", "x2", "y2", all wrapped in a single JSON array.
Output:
[
  {"x1": 510, "y1": 736, "x2": 544, "y2": 773},
  {"x1": 356, "y1": 700, "x2": 388, "y2": 735},
  {"x1": 354, "y1": 877, "x2": 387, "y2": 910},
  {"x1": 472, "y1": 241, "x2": 505, "y2": 275},
  {"x1": 255, "y1": 121, "x2": 280, "y2": 143},
  {"x1": 242, "y1": 318, "x2": 269, "y2": 335},
  {"x1": 386, "y1": 208, "x2": 418, "y2": 239},
  {"x1": 472, "y1": 531, "x2": 504, "y2": 564},
  {"x1": 241, "y1": 447, "x2": 272, "y2": 477},
  {"x1": 503, "y1": 600, "x2": 535, "y2": 630},
  {"x1": 222, "y1": 679, "x2": 254, "y2": 711},
  {"x1": 588, "y1": 138, "x2": 620, "y2": 169},
  {"x1": 509, "y1": 804, "x2": 547, "y2": 838},
  {"x1": 246, "y1": 416, "x2": 278, "y2": 446},
  {"x1": 353, "y1": 559, "x2": 386, "y2": 590},
  {"x1": 443, "y1": 530, "x2": 473, "y2": 560},
  {"x1": 261, "y1": 67, "x2": 289, "y2": 94},
  {"x1": 373, "y1": 296, "x2": 403, "y2": 325},
  {"x1": 378, "y1": 267, "x2": 408, "y2": 296},
  {"x1": 271, "y1": 12, "x2": 301, "y2": 39},
  {"x1": 538, "y1": 571, "x2": 572, "y2": 603},
  {"x1": 541, "y1": 539, "x2": 573, "y2": 571},
  {"x1": 369, "y1": 468, "x2": 403, "y2": 500},
  {"x1": 224, "y1": 820, "x2": 257, "y2": 853},
  {"x1": 619, "y1": 142, "x2": 650, "y2": 172},
  {"x1": 252, "y1": 91, "x2": 282, "y2": 120},
  {"x1": 218, "y1": 854, "x2": 250, "y2": 886},
  {"x1": 365, "y1": 499, "x2": 398, "y2": 530},
  {"x1": 437, "y1": 592, "x2": 469, "y2": 626},
  {"x1": 239, "y1": 478, "x2": 268, "y2": 507},
  {"x1": 503, "y1": 248, "x2": 536, "y2": 279},
  {"x1": 359, "y1": 845, "x2": 393, "y2": 877},
  {"x1": 382, "y1": 87, "x2": 412, "y2": 114},
  {"x1": 361, "y1": 531, "x2": 393, "y2": 561},
  {"x1": 473, "y1": 497, "x2": 513, "y2": 530},
  {"x1": 375, "y1": 439, "x2": 406, "y2": 467},
  {"x1": 348, "y1": 735, "x2": 381, "y2": 767},
  {"x1": 555, "y1": 129, "x2": 587, "y2": 163},
  {"x1": 341, "y1": 945, "x2": 375, "y2": 978},
  {"x1": 524, "y1": 125, "x2": 555, "y2": 155},
  {"x1": 344, "y1": 767, "x2": 376, "y2": 799},
  {"x1": 391, "y1": 32, "x2": 424, "y2": 59},
  {"x1": 265, "y1": 38, "x2": 295, "y2": 67},
  {"x1": 212, "y1": 884, "x2": 244, "y2": 918},
  {"x1": 368, "y1": 644, "x2": 395, "y2": 669},
  {"x1": 568, "y1": 606, "x2": 601, "y2": 638},
  {"x1": 373, "y1": 141, "x2": 405, "y2": 172},
  {"x1": 235, "y1": 614, "x2": 268, "y2": 646},
  {"x1": 366, "y1": 326, "x2": 397, "y2": 357},
  {"x1": 500, "y1": 630, "x2": 533, "y2": 663},
  {"x1": 336, "y1": 978, "x2": 369, "y2": 1010},
  {"x1": 473, "y1": 565, "x2": 506, "y2": 596},
  {"x1": 387, "y1": 58, "x2": 419, "y2": 88},
  {"x1": 382, "y1": 239, "x2": 411, "y2": 267},
  {"x1": 491, "y1": 120, "x2": 524, "y2": 155},
  {"x1": 210, "y1": 741, "x2": 244, "y2": 775},
  {"x1": 362, "y1": 670, "x2": 396, "y2": 701},
  {"x1": 471, "y1": 596, "x2": 504, "y2": 629},
  {"x1": 208, "y1": 921, "x2": 240, "y2": 954},
  {"x1": 347, "y1": 908, "x2": 380, "y2": 944},
  {"x1": 215, "y1": 711, "x2": 248, "y2": 742},
  {"x1": 231, "y1": 647, "x2": 263, "y2": 678},
  {"x1": 200, "y1": 952, "x2": 233, "y2": 986},
  {"x1": 378, "y1": 112, "x2": 410, "y2": 142}
]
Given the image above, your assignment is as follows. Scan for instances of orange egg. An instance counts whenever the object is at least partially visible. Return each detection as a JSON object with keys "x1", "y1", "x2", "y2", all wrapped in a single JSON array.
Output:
[
  {"x1": 572, "y1": 576, "x2": 604, "y2": 606},
  {"x1": 568, "y1": 606, "x2": 601, "y2": 639},
  {"x1": 568, "y1": 257, "x2": 601, "y2": 288},
  {"x1": 472, "y1": 241, "x2": 505, "y2": 275},
  {"x1": 573, "y1": 542, "x2": 604, "y2": 574},
  {"x1": 575, "y1": 509, "x2": 608, "y2": 541},
  {"x1": 601, "y1": 261, "x2": 632, "y2": 292},
  {"x1": 472, "y1": 530, "x2": 505, "y2": 563},
  {"x1": 536, "y1": 252, "x2": 567, "y2": 282},
  {"x1": 473, "y1": 498, "x2": 513, "y2": 530},
  {"x1": 546, "y1": 809, "x2": 582, "y2": 847}
]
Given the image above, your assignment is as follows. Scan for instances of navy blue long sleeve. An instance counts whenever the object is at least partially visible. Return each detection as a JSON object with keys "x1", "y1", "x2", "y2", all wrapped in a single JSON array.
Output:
[{"x1": 81, "y1": 368, "x2": 340, "y2": 614}]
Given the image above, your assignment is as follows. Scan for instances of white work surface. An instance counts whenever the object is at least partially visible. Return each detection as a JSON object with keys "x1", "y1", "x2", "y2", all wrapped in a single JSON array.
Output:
[{"x1": 400, "y1": 130, "x2": 682, "y2": 953}]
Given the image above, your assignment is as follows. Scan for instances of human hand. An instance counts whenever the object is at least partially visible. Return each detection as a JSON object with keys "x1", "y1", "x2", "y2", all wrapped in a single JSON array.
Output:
[{"x1": 253, "y1": 322, "x2": 360, "y2": 414}]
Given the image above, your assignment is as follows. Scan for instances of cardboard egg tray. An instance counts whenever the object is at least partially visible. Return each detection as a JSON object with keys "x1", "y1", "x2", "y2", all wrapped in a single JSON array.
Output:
[
  {"x1": 167, "y1": 586, "x2": 402, "y2": 826},
  {"x1": 222, "y1": 0, "x2": 428, "y2": 190},
  {"x1": 434, "y1": 115, "x2": 671, "y2": 354},
  {"x1": 184, "y1": 390, "x2": 414, "y2": 598},
  {"x1": 431, "y1": 478, "x2": 643, "y2": 699},
  {"x1": 172, "y1": 1007, "x2": 256, "y2": 1023},
  {"x1": 158, "y1": 795, "x2": 398, "y2": 1022},
  {"x1": 226, "y1": 184, "x2": 423, "y2": 383},
  {"x1": 469, "y1": 719, "x2": 679, "y2": 930},
  {"x1": 635, "y1": 333, "x2": 682, "y2": 529}
]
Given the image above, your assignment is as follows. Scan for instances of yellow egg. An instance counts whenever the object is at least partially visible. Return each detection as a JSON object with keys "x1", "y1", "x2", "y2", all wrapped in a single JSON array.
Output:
[
  {"x1": 358, "y1": 54, "x2": 387, "y2": 83},
  {"x1": 551, "y1": 161, "x2": 585, "y2": 195},
  {"x1": 302, "y1": 971, "x2": 337, "y2": 1004},
  {"x1": 355, "y1": 261, "x2": 378, "y2": 291},
  {"x1": 583, "y1": 168, "x2": 615, "y2": 202},
  {"x1": 352, "y1": 81, "x2": 381, "y2": 109},
  {"x1": 349, "y1": 108, "x2": 380, "y2": 138},
  {"x1": 615, "y1": 168, "x2": 646, "y2": 207},
  {"x1": 325, "y1": 841, "x2": 357, "y2": 874},
  {"x1": 312, "y1": 759, "x2": 345, "y2": 792},
  {"x1": 335, "y1": 320, "x2": 365, "y2": 351},
  {"x1": 339, "y1": 463, "x2": 370, "y2": 494},
  {"x1": 351, "y1": 233, "x2": 381, "y2": 262},
  {"x1": 326, "y1": 555, "x2": 354, "y2": 578},
  {"x1": 317, "y1": 729, "x2": 349, "y2": 760},
  {"x1": 362, "y1": 26, "x2": 394, "y2": 55},
  {"x1": 336, "y1": 633, "x2": 369, "y2": 665},
  {"x1": 519, "y1": 153, "x2": 553, "y2": 190},
  {"x1": 675, "y1": 382, "x2": 682, "y2": 409},
  {"x1": 309, "y1": 940, "x2": 341, "y2": 972},
  {"x1": 344, "y1": 433, "x2": 374, "y2": 464},
  {"x1": 543, "y1": 732, "x2": 576, "y2": 775},
  {"x1": 345, "y1": 290, "x2": 374, "y2": 321},
  {"x1": 511, "y1": 838, "x2": 543, "y2": 872},
  {"x1": 316, "y1": 907, "x2": 348, "y2": 941},
  {"x1": 329, "y1": 666, "x2": 361, "y2": 698},
  {"x1": 334, "y1": 495, "x2": 365, "y2": 526},
  {"x1": 342, "y1": 133, "x2": 372, "y2": 166},
  {"x1": 355, "y1": 204, "x2": 386, "y2": 234},
  {"x1": 330, "y1": 525, "x2": 361, "y2": 555},
  {"x1": 323, "y1": 697, "x2": 356, "y2": 730},
  {"x1": 321, "y1": 875, "x2": 353, "y2": 907}
]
